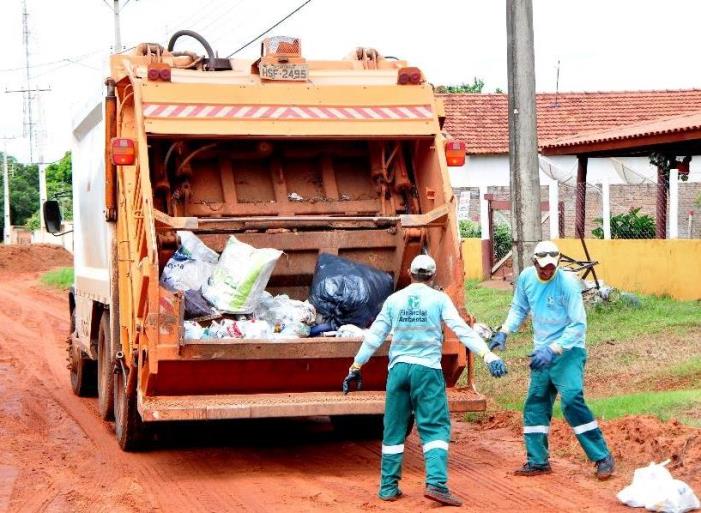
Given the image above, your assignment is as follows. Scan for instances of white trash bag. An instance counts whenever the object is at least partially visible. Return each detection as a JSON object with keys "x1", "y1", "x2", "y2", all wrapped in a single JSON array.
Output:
[
  {"x1": 617, "y1": 460, "x2": 700, "y2": 513},
  {"x1": 236, "y1": 319, "x2": 273, "y2": 339},
  {"x1": 161, "y1": 231, "x2": 219, "y2": 292},
  {"x1": 202, "y1": 236, "x2": 282, "y2": 314},
  {"x1": 183, "y1": 320, "x2": 205, "y2": 340},
  {"x1": 255, "y1": 292, "x2": 317, "y2": 324}
]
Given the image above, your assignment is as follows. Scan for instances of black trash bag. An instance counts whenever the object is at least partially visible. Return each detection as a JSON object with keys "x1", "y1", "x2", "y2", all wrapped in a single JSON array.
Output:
[{"x1": 309, "y1": 253, "x2": 394, "y2": 329}]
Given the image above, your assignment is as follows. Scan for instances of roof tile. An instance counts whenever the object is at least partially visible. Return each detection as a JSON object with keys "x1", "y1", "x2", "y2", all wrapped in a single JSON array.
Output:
[{"x1": 440, "y1": 90, "x2": 701, "y2": 154}]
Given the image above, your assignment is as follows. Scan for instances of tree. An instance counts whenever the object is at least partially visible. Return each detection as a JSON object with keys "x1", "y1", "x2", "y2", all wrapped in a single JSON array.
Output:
[
  {"x1": 0, "y1": 151, "x2": 72, "y2": 239},
  {"x1": 45, "y1": 151, "x2": 73, "y2": 221},
  {"x1": 435, "y1": 77, "x2": 485, "y2": 94},
  {"x1": 0, "y1": 153, "x2": 39, "y2": 239}
]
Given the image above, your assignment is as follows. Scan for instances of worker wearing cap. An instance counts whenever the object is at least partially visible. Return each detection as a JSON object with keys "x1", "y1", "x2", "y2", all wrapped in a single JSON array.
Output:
[
  {"x1": 342, "y1": 254, "x2": 508, "y2": 507},
  {"x1": 488, "y1": 240, "x2": 614, "y2": 480}
]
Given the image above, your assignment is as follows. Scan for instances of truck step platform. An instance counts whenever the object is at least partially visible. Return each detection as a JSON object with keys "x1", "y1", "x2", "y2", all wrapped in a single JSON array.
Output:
[{"x1": 139, "y1": 389, "x2": 486, "y2": 422}]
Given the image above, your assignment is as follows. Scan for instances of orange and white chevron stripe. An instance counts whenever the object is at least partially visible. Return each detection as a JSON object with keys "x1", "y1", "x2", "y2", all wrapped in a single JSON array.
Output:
[{"x1": 142, "y1": 103, "x2": 433, "y2": 120}]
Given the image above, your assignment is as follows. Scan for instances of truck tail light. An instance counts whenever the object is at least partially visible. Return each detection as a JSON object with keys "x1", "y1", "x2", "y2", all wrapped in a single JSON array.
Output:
[
  {"x1": 147, "y1": 64, "x2": 172, "y2": 82},
  {"x1": 445, "y1": 140, "x2": 466, "y2": 167},
  {"x1": 111, "y1": 138, "x2": 136, "y2": 166},
  {"x1": 397, "y1": 67, "x2": 423, "y2": 85}
]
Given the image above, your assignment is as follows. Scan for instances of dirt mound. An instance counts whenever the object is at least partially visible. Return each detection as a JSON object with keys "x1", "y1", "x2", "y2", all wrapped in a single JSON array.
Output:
[
  {"x1": 0, "y1": 244, "x2": 72, "y2": 273},
  {"x1": 474, "y1": 411, "x2": 701, "y2": 487},
  {"x1": 551, "y1": 415, "x2": 701, "y2": 486},
  {"x1": 474, "y1": 409, "x2": 523, "y2": 431}
]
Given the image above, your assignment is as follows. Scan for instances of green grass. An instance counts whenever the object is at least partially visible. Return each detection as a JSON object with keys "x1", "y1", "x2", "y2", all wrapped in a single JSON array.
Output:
[
  {"x1": 40, "y1": 267, "x2": 74, "y2": 290},
  {"x1": 553, "y1": 389, "x2": 701, "y2": 427},
  {"x1": 463, "y1": 280, "x2": 701, "y2": 426},
  {"x1": 465, "y1": 280, "x2": 701, "y2": 348},
  {"x1": 667, "y1": 356, "x2": 701, "y2": 382}
]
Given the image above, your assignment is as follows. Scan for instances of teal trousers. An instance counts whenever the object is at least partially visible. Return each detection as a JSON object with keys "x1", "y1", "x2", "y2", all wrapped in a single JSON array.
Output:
[
  {"x1": 379, "y1": 363, "x2": 451, "y2": 499},
  {"x1": 523, "y1": 347, "x2": 610, "y2": 465}
]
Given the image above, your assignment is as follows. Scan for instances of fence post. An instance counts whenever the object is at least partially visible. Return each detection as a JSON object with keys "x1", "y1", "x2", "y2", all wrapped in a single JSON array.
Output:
[
  {"x1": 575, "y1": 156, "x2": 588, "y2": 238},
  {"x1": 479, "y1": 186, "x2": 491, "y2": 280},
  {"x1": 602, "y1": 176, "x2": 611, "y2": 240},
  {"x1": 669, "y1": 168, "x2": 679, "y2": 239},
  {"x1": 656, "y1": 165, "x2": 668, "y2": 239},
  {"x1": 548, "y1": 178, "x2": 559, "y2": 240}
]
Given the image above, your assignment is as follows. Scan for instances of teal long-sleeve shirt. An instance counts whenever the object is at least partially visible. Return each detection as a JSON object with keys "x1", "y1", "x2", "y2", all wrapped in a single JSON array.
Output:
[
  {"x1": 353, "y1": 283, "x2": 490, "y2": 370},
  {"x1": 502, "y1": 267, "x2": 586, "y2": 350}
]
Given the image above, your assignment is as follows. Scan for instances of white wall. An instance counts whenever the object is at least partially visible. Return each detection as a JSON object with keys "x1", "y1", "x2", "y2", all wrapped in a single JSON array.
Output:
[
  {"x1": 32, "y1": 223, "x2": 74, "y2": 254},
  {"x1": 449, "y1": 154, "x2": 701, "y2": 188}
]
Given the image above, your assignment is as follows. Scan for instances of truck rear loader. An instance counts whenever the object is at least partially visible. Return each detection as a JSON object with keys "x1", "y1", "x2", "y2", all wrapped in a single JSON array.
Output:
[{"x1": 44, "y1": 32, "x2": 485, "y2": 451}]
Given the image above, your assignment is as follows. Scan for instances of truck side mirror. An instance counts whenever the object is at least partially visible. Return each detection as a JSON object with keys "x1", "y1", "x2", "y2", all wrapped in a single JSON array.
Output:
[{"x1": 43, "y1": 200, "x2": 62, "y2": 234}]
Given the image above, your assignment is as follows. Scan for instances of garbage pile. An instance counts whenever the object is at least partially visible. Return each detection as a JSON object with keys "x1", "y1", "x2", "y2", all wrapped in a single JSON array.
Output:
[
  {"x1": 161, "y1": 232, "x2": 392, "y2": 342},
  {"x1": 579, "y1": 279, "x2": 641, "y2": 308}
]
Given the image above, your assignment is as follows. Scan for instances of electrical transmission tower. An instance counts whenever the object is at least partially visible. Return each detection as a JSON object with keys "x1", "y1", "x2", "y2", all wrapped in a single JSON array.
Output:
[{"x1": 4, "y1": 0, "x2": 50, "y2": 236}]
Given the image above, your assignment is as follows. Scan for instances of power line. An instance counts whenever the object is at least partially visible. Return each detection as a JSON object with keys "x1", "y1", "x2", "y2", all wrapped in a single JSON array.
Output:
[
  {"x1": 225, "y1": 0, "x2": 313, "y2": 57},
  {"x1": 197, "y1": 0, "x2": 247, "y2": 38},
  {"x1": 0, "y1": 50, "x2": 103, "y2": 73}
]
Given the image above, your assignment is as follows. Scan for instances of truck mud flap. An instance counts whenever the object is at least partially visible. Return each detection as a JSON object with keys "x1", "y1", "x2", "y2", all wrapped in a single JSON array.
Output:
[{"x1": 138, "y1": 389, "x2": 486, "y2": 422}]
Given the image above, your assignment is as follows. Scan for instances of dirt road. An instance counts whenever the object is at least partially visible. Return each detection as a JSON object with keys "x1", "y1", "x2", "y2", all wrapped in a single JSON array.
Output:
[{"x1": 0, "y1": 270, "x2": 675, "y2": 513}]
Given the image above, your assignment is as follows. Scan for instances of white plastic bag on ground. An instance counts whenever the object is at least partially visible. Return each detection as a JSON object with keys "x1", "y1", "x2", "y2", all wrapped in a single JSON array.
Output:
[
  {"x1": 336, "y1": 324, "x2": 366, "y2": 338},
  {"x1": 161, "y1": 231, "x2": 219, "y2": 292},
  {"x1": 202, "y1": 236, "x2": 282, "y2": 314},
  {"x1": 617, "y1": 461, "x2": 700, "y2": 513}
]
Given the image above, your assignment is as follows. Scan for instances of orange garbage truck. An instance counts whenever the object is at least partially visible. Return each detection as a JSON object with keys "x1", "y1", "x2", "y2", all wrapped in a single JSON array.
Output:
[{"x1": 44, "y1": 32, "x2": 485, "y2": 450}]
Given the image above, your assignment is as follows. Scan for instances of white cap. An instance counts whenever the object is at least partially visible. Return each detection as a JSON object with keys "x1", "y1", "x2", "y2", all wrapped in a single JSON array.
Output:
[
  {"x1": 410, "y1": 254, "x2": 437, "y2": 275},
  {"x1": 533, "y1": 240, "x2": 560, "y2": 268}
]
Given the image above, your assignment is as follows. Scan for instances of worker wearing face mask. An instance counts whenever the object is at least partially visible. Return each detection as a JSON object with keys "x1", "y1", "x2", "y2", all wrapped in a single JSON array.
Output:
[{"x1": 488, "y1": 240, "x2": 614, "y2": 480}]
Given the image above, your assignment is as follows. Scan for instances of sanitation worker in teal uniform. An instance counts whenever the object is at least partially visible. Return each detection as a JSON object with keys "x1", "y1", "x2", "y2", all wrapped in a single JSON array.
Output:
[
  {"x1": 342, "y1": 254, "x2": 508, "y2": 506},
  {"x1": 488, "y1": 240, "x2": 615, "y2": 480}
]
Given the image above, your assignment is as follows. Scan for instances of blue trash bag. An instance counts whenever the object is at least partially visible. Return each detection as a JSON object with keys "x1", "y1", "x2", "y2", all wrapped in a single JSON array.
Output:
[{"x1": 309, "y1": 253, "x2": 394, "y2": 329}]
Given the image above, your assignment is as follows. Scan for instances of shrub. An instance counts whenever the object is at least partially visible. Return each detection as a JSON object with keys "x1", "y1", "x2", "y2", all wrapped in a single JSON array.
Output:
[
  {"x1": 459, "y1": 220, "x2": 481, "y2": 238},
  {"x1": 459, "y1": 220, "x2": 512, "y2": 260},
  {"x1": 493, "y1": 223, "x2": 513, "y2": 261},
  {"x1": 592, "y1": 208, "x2": 655, "y2": 239}
]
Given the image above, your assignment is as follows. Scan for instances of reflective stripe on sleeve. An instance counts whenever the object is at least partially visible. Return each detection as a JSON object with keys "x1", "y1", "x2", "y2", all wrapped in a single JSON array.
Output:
[
  {"x1": 381, "y1": 444, "x2": 405, "y2": 455},
  {"x1": 523, "y1": 425, "x2": 550, "y2": 434},
  {"x1": 572, "y1": 420, "x2": 599, "y2": 435},
  {"x1": 422, "y1": 440, "x2": 449, "y2": 453}
]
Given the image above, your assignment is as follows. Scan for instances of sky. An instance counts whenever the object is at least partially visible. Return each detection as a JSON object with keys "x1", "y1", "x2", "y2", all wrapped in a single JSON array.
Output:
[{"x1": 1, "y1": 0, "x2": 701, "y2": 163}]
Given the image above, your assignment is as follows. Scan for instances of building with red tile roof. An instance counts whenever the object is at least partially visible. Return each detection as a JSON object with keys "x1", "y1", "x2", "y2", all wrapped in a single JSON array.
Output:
[
  {"x1": 440, "y1": 89, "x2": 701, "y2": 155},
  {"x1": 445, "y1": 90, "x2": 701, "y2": 245}
]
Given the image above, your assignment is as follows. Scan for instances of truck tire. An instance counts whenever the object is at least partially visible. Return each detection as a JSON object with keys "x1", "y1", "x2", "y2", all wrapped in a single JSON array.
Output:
[
  {"x1": 69, "y1": 310, "x2": 96, "y2": 397},
  {"x1": 113, "y1": 364, "x2": 147, "y2": 451},
  {"x1": 97, "y1": 312, "x2": 115, "y2": 421}
]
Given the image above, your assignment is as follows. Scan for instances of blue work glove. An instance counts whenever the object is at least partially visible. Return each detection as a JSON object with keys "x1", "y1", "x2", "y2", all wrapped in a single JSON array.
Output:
[
  {"x1": 484, "y1": 352, "x2": 508, "y2": 378},
  {"x1": 488, "y1": 331, "x2": 507, "y2": 352},
  {"x1": 342, "y1": 364, "x2": 363, "y2": 394},
  {"x1": 529, "y1": 346, "x2": 556, "y2": 370}
]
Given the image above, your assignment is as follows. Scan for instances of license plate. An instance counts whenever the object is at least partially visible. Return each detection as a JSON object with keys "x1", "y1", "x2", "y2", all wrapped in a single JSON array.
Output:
[{"x1": 259, "y1": 63, "x2": 309, "y2": 81}]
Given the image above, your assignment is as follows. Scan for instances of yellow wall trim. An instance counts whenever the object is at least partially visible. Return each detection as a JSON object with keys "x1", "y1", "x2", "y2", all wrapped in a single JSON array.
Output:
[{"x1": 462, "y1": 238, "x2": 701, "y2": 301}]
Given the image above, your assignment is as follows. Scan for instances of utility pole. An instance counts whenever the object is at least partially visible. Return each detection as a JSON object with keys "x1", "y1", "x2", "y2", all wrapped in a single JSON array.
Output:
[
  {"x1": 0, "y1": 138, "x2": 12, "y2": 245},
  {"x1": 506, "y1": 0, "x2": 542, "y2": 277},
  {"x1": 102, "y1": 0, "x2": 133, "y2": 52},
  {"x1": 113, "y1": 0, "x2": 122, "y2": 51}
]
